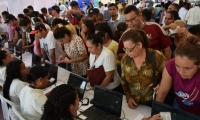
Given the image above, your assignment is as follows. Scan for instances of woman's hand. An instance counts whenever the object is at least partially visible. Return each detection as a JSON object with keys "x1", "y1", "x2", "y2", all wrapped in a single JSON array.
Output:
[
  {"x1": 61, "y1": 57, "x2": 72, "y2": 64},
  {"x1": 128, "y1": 98, "x2": 138, "y2": 109},
  {"x1": 169, "y1": 23, "x2": 177, "y2": 30},
  {"x1": 142, "y1": 114, "x2": 162, "y2": 120}
]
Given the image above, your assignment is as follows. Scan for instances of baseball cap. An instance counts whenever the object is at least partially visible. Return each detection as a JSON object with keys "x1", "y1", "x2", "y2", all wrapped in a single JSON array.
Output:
[
  {"x1": 4, "y1": 14, "x2": 16, "y2": 23},
  {"x1": 88, "y1": 8, "x2": 94, "y2": 16},
  {"x1": 30, "y1": 22, "x2": 46, "y2": 34},
  {"x1": 120, "y1": 0, "x2": 125, "y2": 2},
  {"x1": 82, "y1": 1, "x2": 86, "y2": 4},
  {"x1": 48, "y1": 7, "x2": 52, "y2": 11},
  {"x1": 70, "y1": 1, "x2": 78, "y2": 7},
  {"x1": 52, "y1": 5, "x2": 61, "y2": 13}
]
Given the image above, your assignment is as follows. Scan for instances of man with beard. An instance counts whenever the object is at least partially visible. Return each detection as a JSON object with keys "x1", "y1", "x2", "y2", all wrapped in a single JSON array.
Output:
[{"x1": 107, "y1": 3, "x2": 125, "y2": 35}]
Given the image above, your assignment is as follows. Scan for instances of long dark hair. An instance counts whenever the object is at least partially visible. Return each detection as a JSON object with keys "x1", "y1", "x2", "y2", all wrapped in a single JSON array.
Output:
[
  {"x1": 0, "y1": 50, "x2": 7, "y2": 67},
  {"x1": 113, "y1": 22, "x2": 127, "y2": 42},
  {"x1": 83, "y1": 20, "x2": 95, "y2": 35},
  {"x1": 3, "y1": 60, "x2": 23, "y2": 101},
  {"x1": 41, "y1": 84, "x2": 77, "y2": 120}
]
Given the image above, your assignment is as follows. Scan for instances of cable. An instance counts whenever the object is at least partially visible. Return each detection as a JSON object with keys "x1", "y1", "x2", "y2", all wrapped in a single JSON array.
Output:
[{"x1": 121, "y1": 109, "x2": 129, "y2": 120}]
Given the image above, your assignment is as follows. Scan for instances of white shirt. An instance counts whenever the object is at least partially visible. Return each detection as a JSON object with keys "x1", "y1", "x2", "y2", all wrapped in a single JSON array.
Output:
[
  {"x1": 19, "y1": 86, "x2": 47, "y2": 120},
  {"x1": 9, "y1": 78, "x2": 27, "y2": 110},
  {"x1": 179, "y1": 7, "x2": 188, "y2": 20},
  {"x1": 40, "y1": 31, "x2": 64, "y2": 62},
  {"x1": 0, "y1": 22, "x2": 7, "y2": 32},
  {"x1": 89, "y1": 46, "x2": 120, "y2": 89},
  {"x1": 185, "y1": 6, "x2": 200, "y2": 25},
  {"x1": 0, "y1": 66, "x2": 6, "y2": 87}
]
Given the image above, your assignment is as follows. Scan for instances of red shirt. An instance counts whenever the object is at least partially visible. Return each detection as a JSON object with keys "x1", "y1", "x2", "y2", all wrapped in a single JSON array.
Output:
[{"x1": 117, "y1": 22, "x2": 172, "y2": 54}]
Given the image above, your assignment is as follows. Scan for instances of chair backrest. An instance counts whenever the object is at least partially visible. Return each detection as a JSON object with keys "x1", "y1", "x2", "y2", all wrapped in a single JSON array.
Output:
[
  {"x1": 0, "y1": 93, "x2": 14, "y2": 106},
  {"x1": 12, "y1": 106, "x2": 25, "y2": 120}
]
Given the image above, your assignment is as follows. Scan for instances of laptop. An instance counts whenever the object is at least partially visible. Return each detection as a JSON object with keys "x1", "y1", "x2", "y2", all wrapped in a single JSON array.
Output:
[
  {"x1": 151, "y1": 100, "x2": 200, "y2": 120},
  {"x1": 44, "y1": 62, "x2": 58, "y2": 88},
  {"x1": 78, "y1": 85, "x2": 123, "y2": 120},
  {"x1": 67, "y1": 73, "x2": 87, "y2": 100},
  {"x1": 32, "y1": 53, "x2": 41, "y2": 66}
]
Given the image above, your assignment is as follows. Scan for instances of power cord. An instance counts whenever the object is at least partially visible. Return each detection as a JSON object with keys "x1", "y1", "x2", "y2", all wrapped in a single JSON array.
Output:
[{"x1": 121, "y1": 109, "x2": 129, "y2": 120}]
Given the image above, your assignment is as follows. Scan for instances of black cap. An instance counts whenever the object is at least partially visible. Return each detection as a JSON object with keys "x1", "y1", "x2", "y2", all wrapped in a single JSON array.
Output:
[
  {"x1": 5, "y1": 14, "x2": 16, "y2": 23},
  {"x1": 70, "y1": 1, "x2": 78, "y2": 7},
  {"x1": 52, "y1": 5, "x2": 61, "y2": 13},
  {"x1": 30, "y1": 22, "x2": 46, "y2": 34},
  {"x1": 88, "y1": 8, "x2": 94, "y2": 16}
]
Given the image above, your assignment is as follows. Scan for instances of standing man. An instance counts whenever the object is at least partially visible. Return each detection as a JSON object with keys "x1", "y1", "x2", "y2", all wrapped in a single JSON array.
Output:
[
  {"x1": 41, "y1": 7, "x2": 53, "y2": 27},
  {"x1": 107, "y1": 3, "x2": 125, "y2": 35},
  {"x1": 179, "y1": 2, "x2": 188, "y2": 20},
  {"x1": 82, "y1": 1, "x2": 87, "y2": 14},
  {"x1": 117, "y1": 5, "x2": 172, "y2": 60}
]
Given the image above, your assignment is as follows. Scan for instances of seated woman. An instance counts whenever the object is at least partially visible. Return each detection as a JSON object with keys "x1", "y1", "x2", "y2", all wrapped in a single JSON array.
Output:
[
  {"x1": 0, "y1": 50, "x2": 13, "y2": 90},
  {"x1": 54, "y1": 24, "x2": 88, "y2": 77},
  {"x1": 121, "y1": 29, "x2": 167, "y2": 108},
  {"x1": 86, "y1": 34, "x2": 121, "y2": 91},
  {"x1": 3, "y1": 60, "x2": 29, "y2": 110},
  {"x1": 162, "y1": 11, "x2": 180, "y2": 36},
  {"x1": 156, "y1": 36, "x2": 200, "y2": 115},
  {"x1": 19, "y1": 66, "x2": 49, "y2": 120},
  {"x1": 41, "y1": 84, "x2": 79, "y2": 120}
]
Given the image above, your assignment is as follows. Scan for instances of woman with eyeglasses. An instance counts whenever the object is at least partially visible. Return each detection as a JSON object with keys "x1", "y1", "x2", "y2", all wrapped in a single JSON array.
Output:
[
  {"x1": 156, "y1": 36, "x2": 200, "y2": 115},
  {"x1": 121, "y1": 29, "x2": 167, "y2": 108}
]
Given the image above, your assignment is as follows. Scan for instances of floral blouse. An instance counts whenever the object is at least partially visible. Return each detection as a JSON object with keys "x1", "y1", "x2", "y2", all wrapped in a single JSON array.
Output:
[
  {"x1": 121, "y1": 48, "x2": 167, "y2": 103},
  {"x1": 64, "y1": 35, "x2": 88, "y2": 76}
]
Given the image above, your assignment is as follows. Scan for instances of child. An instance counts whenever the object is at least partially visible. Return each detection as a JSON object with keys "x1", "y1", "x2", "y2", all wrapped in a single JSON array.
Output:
[{"x1": 19, "y1": 66, "x2": 49, "y2": 120}]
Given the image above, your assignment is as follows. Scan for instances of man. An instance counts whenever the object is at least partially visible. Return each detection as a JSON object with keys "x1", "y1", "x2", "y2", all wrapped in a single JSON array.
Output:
[
  {"x1": 82, "y1": 1, "x2": 87, "y2": 14},
  {"x1": 88, "y1": 8, "x2": 99, "y2": 26},
  {"x1": 107, "y1": 3, "x2": 125, "y2": 35},
  {"x1": 167, "y1": 3, "x2": 179, "y2": 11},
  {"x1": 0, "y1": 15, "x2": 7, "y2": 43},
  {"x1": 117, "y1": 5, "x2": 172, "y2": 60},
  {"x1": 179, "y1": 2, "x2": 188, "y2": 20},
  {"x1": 185, "y1": 0, "x2": 200, "y2": 29},
  {"x1": 48, "y1": 7, "x2": 53, "y2": 16},
  {"x1": 27, "y1": 5, "x2": 39, "y2": 17},
  {"x1": 30, "y1": 23, "x2": 63, "y2": 65},
  {"x1": 23, "y1": 8, "x2": 29, "y2": 17},
  {"x1": 41, "y1": 7, "x2": 53, "y2": 26},
  {"x1": 52, "y1": 5, "x2": 61, "y2": 19},
  {"x1": 4, "y1": 14, "x2": 24, "y2": 47},
  {"x1": 142, "y1": 9, "x2": 151, "y2": 22},
  {"x1": 148, "y1": 1, "x2": 156, "y2": 21},
  {"x1": 1, "y1": 11, "x2": 14, "y2": 42}
]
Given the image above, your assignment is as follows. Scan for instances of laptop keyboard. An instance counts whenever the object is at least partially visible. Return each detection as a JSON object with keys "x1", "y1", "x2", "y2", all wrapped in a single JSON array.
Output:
[{"x1": 82, "y1": 106, "x2": 110, "y2": 120}]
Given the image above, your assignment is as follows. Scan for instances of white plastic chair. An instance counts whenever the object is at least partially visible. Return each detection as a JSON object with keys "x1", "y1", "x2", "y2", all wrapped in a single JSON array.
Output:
[{"x1": 0, "y1": 94, "x2": 25, "y2": 120}]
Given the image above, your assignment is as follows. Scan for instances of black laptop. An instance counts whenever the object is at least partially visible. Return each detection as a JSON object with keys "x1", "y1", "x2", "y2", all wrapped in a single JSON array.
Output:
[
  {"x1": 78, "y1": 86, "x2": 123, "y2": 120},
  {"x1": 67, "y1": 73, "x2": 87, "y2": 100},
  {"x1": 151, "y1": 100, "x2": 200, "y2": 120},
  {"x1": 32, "y1": 53, "x2": 41, "y2": 66},
  {"x1": 44, "y1": 62, "x2": 58, "y2": 88}
]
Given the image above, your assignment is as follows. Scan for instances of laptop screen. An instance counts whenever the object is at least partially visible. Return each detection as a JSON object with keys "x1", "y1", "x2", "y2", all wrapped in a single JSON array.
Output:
[
  {"x1": 152, "y1": 101, "x2": 200, "y2": 120},
  {"x1": 44, "y1": 62, "x2": 58, "y2": 84},
  {"x1": 67, "y1": 73, "x2": 87, "y2": 100},
  {"x1": 32, "y1": 54, "x2": 41, "y2": 66},
  {"x1": 94, "y1": 86, "x2": 123, "y2": 117}
]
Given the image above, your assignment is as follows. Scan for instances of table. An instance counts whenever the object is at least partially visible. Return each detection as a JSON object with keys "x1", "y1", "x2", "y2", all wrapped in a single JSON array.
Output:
[{"x1": 22, "y1": 52, "x2": 151, "y2": 120}]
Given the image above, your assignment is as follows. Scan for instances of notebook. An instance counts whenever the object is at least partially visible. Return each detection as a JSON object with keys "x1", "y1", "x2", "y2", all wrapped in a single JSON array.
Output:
[
  {"x1": 78, "y1": 85, "x2": 123, "y2": 120},
  {"x1": 67, "y1": 73, "x2": 87, "y2": 100},
  {"x1": 151, "y1": 100, "x2": 200, "y2": 120},
  {"x1": 44, "y1": 62, "x2": 58, "y2": 88}
]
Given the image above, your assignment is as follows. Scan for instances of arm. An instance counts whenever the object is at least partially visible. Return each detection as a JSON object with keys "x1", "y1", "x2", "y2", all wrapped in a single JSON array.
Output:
[
  {"x1": 162, "y1": 46, "x2": 171, "y2": 60},
  {"x1": 117, "y1": 39, "x2": 125, "y2": 60},
  {"x1": 21, "y1": 32, "x2": 27, "y2": 49},
  {"x1": 36, "y1": 38, "x2": 41, "y2": 56},
  {"x1": 12, "y1": 30, "x2": 19, "y2": 46},
  {"x1": 156, "y1": 67, "x2": 172, "y2": 103},
  {"x1": 100, "y1": 70, "x2": 114, "y2": 87},
  {"x1": 50, "y1": 48, "x2": 56, "y2": 65},
  {"x1": 81, "y1": 32, "x2": 86, "y2": 43}
]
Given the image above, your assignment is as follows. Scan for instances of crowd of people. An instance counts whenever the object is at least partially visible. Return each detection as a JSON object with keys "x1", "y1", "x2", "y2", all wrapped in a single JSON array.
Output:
[{"x1": 0, "y1": 0, "x2": 200, "y2": 119}]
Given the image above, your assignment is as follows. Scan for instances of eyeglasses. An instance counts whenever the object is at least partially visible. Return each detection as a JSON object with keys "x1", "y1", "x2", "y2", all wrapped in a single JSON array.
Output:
[
  {"x1": 125, "y1": 16, "x2": 138, "y2": 23},
  {"x1": 123, "y1": 43, "x2": 138, "y2": 53}
]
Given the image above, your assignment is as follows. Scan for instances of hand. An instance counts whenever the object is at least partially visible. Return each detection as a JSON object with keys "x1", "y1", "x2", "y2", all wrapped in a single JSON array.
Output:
[
  {"x1": 23, "y1": 46, "x2": 29, "y2": 50},
  {"x1": 128, "y1": 98, "x2": 138, "y2": 109},
  {"x1": 142, "y1": 114, "x2": 162, "y2": 120},
  {"x1": 61, "y1": 57, "x2": 72, "y2": 64},
  {"x1": 169, "y1": 23, "x2": 177, "y2": 30},
  {"x1": 58, "y1": 55, "x2": 64, "y2": 61},
  {"x1": 153, "y1": 84, "x2": 160, "y2": 94},
  {"x1": 177, "y1": 27, "x2": 188, "y2": 35}
]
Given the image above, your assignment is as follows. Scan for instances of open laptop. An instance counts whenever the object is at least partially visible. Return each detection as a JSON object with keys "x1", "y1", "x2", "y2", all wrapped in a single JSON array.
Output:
[
  {"x1": 44, "y1": 62, "x2": 58, "y2": 88},
  {"x1": 67, "y1": 73, "x2": 87, "y2": 100},
  {"x1": 152, "y1": 100, "x2": 200, "y2": 120},
  {"x1": 32, "y1": 53, "x2": 41, "y2": 66},
  {"x1": 78, "y1": 85, "x2": 123, "y2": 120}
]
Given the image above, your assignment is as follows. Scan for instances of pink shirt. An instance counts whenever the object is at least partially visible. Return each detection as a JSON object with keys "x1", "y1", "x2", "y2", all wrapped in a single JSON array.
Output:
[
  {"x1": 33, "y1": 40, "x2": 41, "y2": 55},
  {"x1": 166, "y1": 58, "x2": 200, "y2": 115}
]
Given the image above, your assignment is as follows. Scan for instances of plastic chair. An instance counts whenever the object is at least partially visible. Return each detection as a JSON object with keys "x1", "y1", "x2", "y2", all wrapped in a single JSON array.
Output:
[{"x1": 12, "y1": 106, "x2": 25, "y2": 120}]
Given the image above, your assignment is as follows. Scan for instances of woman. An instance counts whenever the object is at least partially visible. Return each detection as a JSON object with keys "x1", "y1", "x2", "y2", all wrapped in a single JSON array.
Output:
[
  {"x1": 81, "y1": 20, "x2": 95, "y2": 43},
  {"x1": 38, "y1": 14, "x2": 51, "y2": 30},
  {"x1": 41, "y1": 84, "x2": 79, "y2": 120},
  {"x1": 170, "y1": 20, "x2": 186, "y2": 58},
  {"x1": 121, "y1": 29, "x2": 167, "y2": 108},
  {"x1": 75, "y1": 14, "x2": 85, "y2": 37},
  {"x1": 95, "y1": 22, "x2": 119, "y2": 65},
  {"x1": 156, "y1": 36, "x2": 200, "y2": 115},
  {"x1": 52, "y1": 18, "x2": 77, "y2": 35},
  {"x1": 86, "y1": 34, "x2": 121, "y2": 91},
  {"x1": 54, "y1": 24, "x2": 88, "y2": 77},
  {"x1": 113, "y1": 22, "x2": 128, "y2": 42},
  {"x1": 3, "y1": 60, "x2": 29, "y2": 110},
  {"x1": 0, "y1": 51, "x2": 13, "y2": 90},
  {"x1": 162, "y1": 11, "x2": 180, "y2": 36},
  {"x1": 19, "y1": 66, "x2": 49, "y2": 120}
]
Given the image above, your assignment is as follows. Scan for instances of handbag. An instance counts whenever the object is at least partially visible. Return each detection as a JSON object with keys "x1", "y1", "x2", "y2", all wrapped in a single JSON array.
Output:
[
  {"x1": 152, "y1": 50, "x2": 175, "y2": 106},
  {"x1": 87, "y1": 65, "x2": 106, "y2": 87}
]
